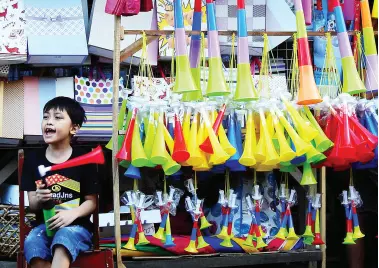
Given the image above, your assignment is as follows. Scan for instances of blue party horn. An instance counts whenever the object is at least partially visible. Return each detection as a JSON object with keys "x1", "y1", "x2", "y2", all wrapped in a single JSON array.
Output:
[{"x1": 124, "y1": 164, "x2": 141, "y2": 180}]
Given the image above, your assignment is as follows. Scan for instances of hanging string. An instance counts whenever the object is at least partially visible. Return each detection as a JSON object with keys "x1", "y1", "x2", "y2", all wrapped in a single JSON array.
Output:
[
  {"x1": 258, "y1": 33, "x2": 270, "y2": 97},
  {"x1": 137, "y1": 31, "x2": 155, "y2": 96},
  {"x1": 163, "y1": 175, "x2": 167, "y2": 195},
  {"x1": 356, "y1": 30, "x2": 378, "y2": 99},
  {"x1": 253, "y1": 169, "x2": 257, "y2": 185},
  {"x1": 319, "y1": 32, "x2": 341, "y2": 99},
  {"x1": 349, "y1": 168, "x2": 354, "y2": 187},
  {"x1": 285, "y1": 173, "x2": 289, "y2": 191},
  {"x1": 194, "y1": 171, "x2": 198, "y2": 204},
  {"x1": 225, "y1": 169, "x2": 230, "y2": 197},
  {"x1": 133, "y1": 178, "x2": 138, "y2": 192},
  {"x1": 355, "y1": 31, "x2": 367, "y2": 99}
]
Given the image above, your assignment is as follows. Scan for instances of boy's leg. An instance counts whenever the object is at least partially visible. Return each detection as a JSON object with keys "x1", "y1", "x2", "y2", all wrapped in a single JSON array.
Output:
[
  {"x1": 51, "y1": 225, "x2": 92, "y2": 267},
  {"x1": 30, "y1": 258, "x2": 51, "y2": 268},
  {"x1": 24, "y1": 224, "x2": 53, "y2": 266},
  {"x1": 51, "y1": 246, "x2": 70, "y2": 268}
]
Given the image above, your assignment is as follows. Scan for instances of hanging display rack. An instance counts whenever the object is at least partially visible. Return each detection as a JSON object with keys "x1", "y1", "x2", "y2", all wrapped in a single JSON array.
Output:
[{"x1": 111, "y1": 19, "x2": 377, "y2": 268}]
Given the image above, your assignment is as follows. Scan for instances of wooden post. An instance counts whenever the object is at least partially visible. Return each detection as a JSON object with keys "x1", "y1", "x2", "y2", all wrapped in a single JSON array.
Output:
[
  {"x1": 112, "y1": 15, "x2": 126, "y2": 268},
  {"x1": 321, "y1": 167, "x2": 326, "y2": 268}
]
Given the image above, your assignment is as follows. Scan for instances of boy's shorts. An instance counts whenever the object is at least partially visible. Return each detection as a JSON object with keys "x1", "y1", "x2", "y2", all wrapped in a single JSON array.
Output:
[{"x1": 24, "y1": 224, "x2": 92, "y2": 264}]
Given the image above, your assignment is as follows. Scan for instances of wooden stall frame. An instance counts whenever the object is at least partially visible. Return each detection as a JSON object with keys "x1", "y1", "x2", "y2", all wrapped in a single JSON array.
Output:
[{"x1": 112, "y1": 18, "x2": 376, "y2": 267}]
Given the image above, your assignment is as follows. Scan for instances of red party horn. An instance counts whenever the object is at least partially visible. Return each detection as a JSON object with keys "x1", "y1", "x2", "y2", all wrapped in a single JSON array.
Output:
[
  {"x1": 349, "y1": 116, "x2": 378, "y2": 151},
  {"x1": 327, "y1": 124, "x2": 349, "y2": 167},
  {"x1": 116, "y1": 108, "x2": 137, "y2": 161},
  {"x1": 172, "y1": 114, "x2": 190, "y2": 162},
  {"x1": 350, "y1": 128, "x2": 375, "y2": 163},
  {"x1": 38, "y1": 146, "x2": 105, "y2": 177},
  {"x1": 199, "y1": 104, "x2": 227, "y2": 154},
  {"x1": 339, "y1": 109, "x2": 357, "y2": 160}
]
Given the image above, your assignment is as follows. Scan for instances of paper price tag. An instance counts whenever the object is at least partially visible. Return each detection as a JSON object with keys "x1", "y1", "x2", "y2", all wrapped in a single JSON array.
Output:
[{"x1": 143, "y1": 223, "x2": 156, "y2": 236}]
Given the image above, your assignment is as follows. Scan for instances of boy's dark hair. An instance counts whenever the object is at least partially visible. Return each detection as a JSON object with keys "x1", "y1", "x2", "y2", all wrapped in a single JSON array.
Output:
[{"x1": 43, "y1": 97, "x2": 87, "y2": 127}]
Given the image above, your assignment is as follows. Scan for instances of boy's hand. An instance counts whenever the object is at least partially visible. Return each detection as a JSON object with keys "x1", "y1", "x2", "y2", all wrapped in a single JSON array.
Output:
[
  {"x1": 35, "y1": 184, "x2": 52, "y2": 203},
  {"x1": 47, "y1": 210, "x2": 79, "y2": 230}
]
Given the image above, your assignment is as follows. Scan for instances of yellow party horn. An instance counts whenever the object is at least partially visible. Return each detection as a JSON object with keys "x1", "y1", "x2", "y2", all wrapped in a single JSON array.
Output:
[
  {"x1": 258, "y1": 106, "x2": 279, "y2": 166},
  {"x1": 193, "y1": 119, "x2": 212, "y2": 171},
  {"x1": 303, "y1": 106, "x2": 334, "y2": 152},
  {"x1": 200, "y1": 107, "x2": 230, "y2": 165},
  {"x1": 281, "y1": 97, "x2": 318, "y2": 142},
  {"x1": 254, "y1": 118, "x2": 267, "y2": 163},
  {"x1": 151, "y1": 109, "x2": 169, "y2": 165},
  {"x1": 271, "y1": 108, "x2": 296, "y2": 162},
  {"x1": 239, "y1": 110, "x2": 257, "y2": 166},
  {"x1": 143, "y1": 108, "x2": 157, "y2": 167},
  {"x1": 131, "y1": 119, "x2": 149, "y2": 167},
  {"x1": 274, "y1": 106, "x2": 312, "y2": 156},
  {"x1": 186, "y1": 112, "x2": 203, "y2": 167}
]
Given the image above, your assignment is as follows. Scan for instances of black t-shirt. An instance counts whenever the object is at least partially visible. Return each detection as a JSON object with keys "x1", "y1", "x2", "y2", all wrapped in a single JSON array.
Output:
[{"x1": 21, "y1": 146, "x2": 100, "y2": 232}]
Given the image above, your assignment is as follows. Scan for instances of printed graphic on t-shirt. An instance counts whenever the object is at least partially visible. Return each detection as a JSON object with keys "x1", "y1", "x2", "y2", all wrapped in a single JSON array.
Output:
[{"x1": 36, "y1": 174, "x2": 80, "y2": 211}]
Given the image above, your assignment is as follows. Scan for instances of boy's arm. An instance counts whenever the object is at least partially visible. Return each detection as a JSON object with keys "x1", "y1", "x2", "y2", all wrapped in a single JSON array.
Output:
[
  {"x1": 27, "y1": 191, "x2": 42, "y2": 211},
  {"x1": 72, "y1": 194, "x2": 97, "y2": 218},
  {"x1": 27, "y1": 183, "x2": 52, "y2": 212},
  {"x1": 47, "y1": 194, "x2": 97, "y2": 230}
]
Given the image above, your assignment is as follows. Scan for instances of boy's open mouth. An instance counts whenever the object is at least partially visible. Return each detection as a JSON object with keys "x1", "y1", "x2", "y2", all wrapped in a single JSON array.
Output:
[{"x1": 44, "y1": 127, "x2": 56, "y2": 135}]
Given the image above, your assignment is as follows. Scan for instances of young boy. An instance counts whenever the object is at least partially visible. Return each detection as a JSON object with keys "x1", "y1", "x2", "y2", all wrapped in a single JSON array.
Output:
[{"x1": 21, "y1": 96, "x2": 100, "y2": 268}]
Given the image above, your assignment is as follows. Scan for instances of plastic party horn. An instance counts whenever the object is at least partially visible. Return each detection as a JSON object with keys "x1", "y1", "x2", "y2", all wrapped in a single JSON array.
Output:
[
  {"x1": 131, "y1": 119, "x2": 149, "y2": 167},
  {"x1": 220, "y1": 192, "x2": 237, "y2": 247},
  {"x1": 199, "y1": 104, "x2": 227, "y2": 154},
  {"x1": 286, "y1": 190, "x2": 299, "y2": 240},
  {"x1": 186, "y1": 112, "x2": 203, "y2": 166},
  {"x1": 184, "y1": 197, "x2": 201, "y2": 253},
  {"x1": 302, "y1": 0, "x2": 312, "y2": 25},
  {"x1": 116, "y1": 108, "x2": 137, "y2": 161},
  {"x1": 293, "y1": 0, "x2": 322, "y2": 104},
  {"x1": 303, "y1": 196, "x2": 314, "y2": 238},
  {"x1": 172, "y1": 113, "x2": 190, "y2": 162},
  {"x1": 274, "y1": 106, "x2": 312, "y2": 156},
  {"x1": 360, "y1": 0, "x2": 378, "y2": 92},
  {"x1": 183, "y1": 0, "x2": 204, "y2": 102},
  {"x1": 200, "y1": 107, "x2": 229, "y2": 165},
  {"x1": 244, "y1": 195, "x2": 257, "y2": 247},
  {"x1": 271, "y1": 109, "x2": 296, "y2": 162},
  {"x1": 281, "y1": 97, "x2": 318, "y2": 142},
  {"x1": 234, "y1": 0, "x2": 259, "y2": 101},
  {"x1": 300, "y1": 162, "x2": 317, "y2": 185},
  {"x1": 225, "y1": 113, "x2": 243, "y2": 170},
  {"x1": 151, "y1": 109, "x2": 169, "y2": 165},
  {"x1": 193, "y1": 119, "x2": 212, "y2": 171},
  {"x1": 303, "y1": 107, "x2": 334, "y2": 152},
  {"x1": 38, "y1": 146, "x2": 105, "y2": 177},
  {"x1": 349, "y1": 186, "x2": 365, "y2": 239},
  {"x1": 205, "y1": 0, "x2": 230, "y2": 96},
  {"x1": 330, "y1": 0, "x2": 366, "y2": 94},
  {"x1": 217, "y1": 117, "x2": 237, "y2": 156},
  {"x1": 172, "y1": 0, "x2": 199, "y2": 94},
  {"x1": 41, "y1": 188, "x2": 56, "y2": 237},
  {"x1": 254, "y1": 116, "x2": 266, "y2": 163},
  {"x1": 258, "y1": 107, "x2": 279, "y2": 166},
  {"x1": 143, "y1": 108, "x2": 157, "y2": 167},
  {"x1": 342, "y1": 197, "x2": 355, "y2": 244},
  {"x1": 311, "y1": 194, "x2": 324, "y2": 245},
  {"x1": 239, "y1": 110, "x2": 257, "y2": 166},
  {"x1": 124, "y1": 164, "x2": 141, "y2": 180}
]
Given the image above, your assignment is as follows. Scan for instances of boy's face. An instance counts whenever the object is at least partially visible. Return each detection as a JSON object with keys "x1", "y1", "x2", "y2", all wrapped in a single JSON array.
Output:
[{"x1": 41, "y1": 108, "x2": 78, "y2": 145}]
